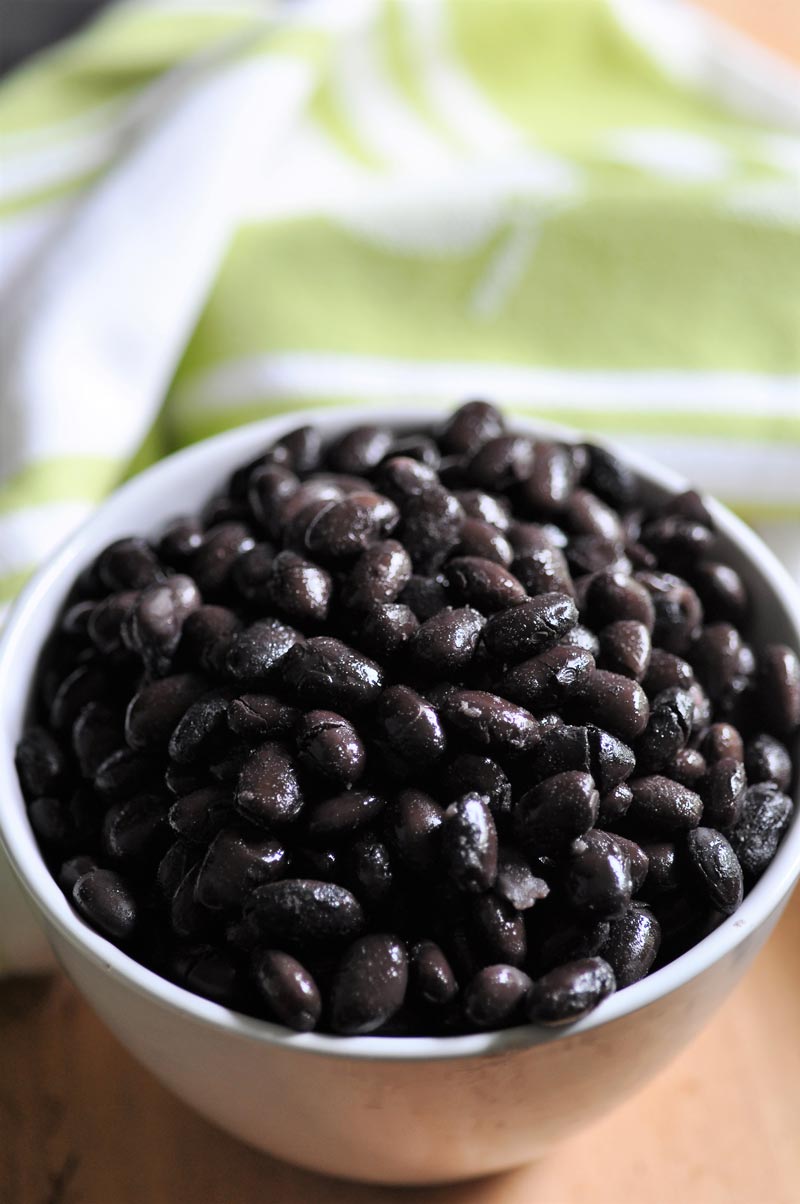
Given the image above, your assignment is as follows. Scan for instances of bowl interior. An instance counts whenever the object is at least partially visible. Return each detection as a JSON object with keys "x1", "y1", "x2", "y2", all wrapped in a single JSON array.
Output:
[{"x1": 1, "y1": 404, "x2": 798, "y2": 1060}]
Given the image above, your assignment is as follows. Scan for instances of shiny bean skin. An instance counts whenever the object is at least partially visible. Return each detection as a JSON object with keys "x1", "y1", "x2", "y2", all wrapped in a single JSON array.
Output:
[
  {"x1": 125, "y1": 674, "x2": 207, "y2": 749},
  {"x1": 168, "y1": 785, "x2": 232, "y2": 844},
  {"x1": 400, "y1": 574, "x2": 450, "y2": 621},
  {"x1": 342, "y1": 540, "x2": 412, "y2": 609},
  {"x1": 516, "y1": 771, "x2": 599, "y2": 856},
  {"x1": 728, "y1": 784, "x2": 794, "y2": 881},
  {"x1": 442, "y1": 754, "x2": 512, "y2": 816},
  {"x1": 521, "y1": 441, "x2": 577, "y2": 512},
  {"x1": 410, "y1": 940, "x2": 458, "y2": 1006},
  {"x1": 757, "y1": 644, "x2": 800, "y2": 735},
  {"x1": 72, "y1": 868, "x2": 137, "y2": 940},
  {"x1": 268, "y1": 551, "x2": 332, "y2": 624},
  {"x1": 194, "y1": 829, "x2": 288, "y2": 909},
  {"x1": 305, "y1": 791, "x2": 385, "y2": 841},
  {"x1": 437, "y1": 689, "x2": 538, "y2": 754},
  {"x1": 178, "y1": 605, "x2": 240, "y2": 675},
  {"x1": 71, "y1": 702, "x2": 120, "y2": 779},
  {"x1": 388, "y1": 790, "x2": 445, "y2": 875},
  {"x1": 564, "y1": 830, "x2": 633, "y2": 920},
  {"x1": 304, "y1": 493, "x2": 399, "y2": 561},
  {"x1": 327, "y1": 425, "x2": 394, "y2": 476},
  {"x1": 400, "y1": 487, "x2": 464, "y2": 572},
  {"x1": 463, "y1": 965, "x2": 533, "y2": 1029},
  {"x1": 349, "y1": 836, "x2": 393, "y2": 904},
  {"x1": 471, "y1": 893, "x2": 527, "y2": 965},
  {"x1": 692, "y1": 560, "x2": 749, "y2": 625},
  {"x1": 745, "y1": 734, "x2": 792, "y2": 791},
  {"x1": 636, "y1": 687, "x2": 694, "y2": 770},
  {"x1": 685, "y1": 827, "x2": 744, "y2": 915},
  {"x1": 168, "y1": 694, "x2": 230, "y2": 765},
  {"x1": 439, "y1": 401, "x2": 505, "y2": 455},
  {"x1": 246, "y1": 879, "x2": 364, "y2": 946},
  {"x1": 359, "y1": 602, "x2": 419, "y2": 661},
  {"x1": 642, "y1": 649, "x2": 694, "y2": 697},
  {"x1": 527, "y1": 957, "x2": 616, "y2": 1025},
  {"x1": 454, "y1": 490, "x2": 511, "y2": 531},
  {"x1": 601, "y1": 905, "x2": 661, "y2": 987},
  {"x1": 192, "y1": 524, "x2": 255, "y2": 595},
  {"x1": 498, "y1": 646, "x2": 595, "y2": 713},
  {"x1": 466, "y1": 435, "x2": 534, "y2": 491},
  {"x1": 455, "y1": 517, "x2": 514, "y2": 566},
  {"x1": 483, "y1": 593, "x2": 578, "y2": 662},
  {"x1": 442, "y1": 794, "x2": 498, "y2": 893},
  {"x1": 95, "y1": 538, "x2": 162, "y2": 592},
  {"x1": 409, "y1": 606, "x2": 484, "y2": 676},
  {"x1": 513, "y1": 546, "x2": 575, "y2": 598},
  {"x1": 627, "y1": 775, "x2": 703, "y2": 832},
  {"x1": 583, "y1": 445, "x2": 638, "y2": 510},
  {"x1": 446, "y1": 557, "x2": 527, "y2": 613},
  {"x1": 572, "y1": 670, "x2": 650, "y2": 742},
  {"x1": 296, "y1": 711, "x2": 366, "y2": 785},
  {"x1": 227, "y1": 694, "x2": 299, "y2": 741},
  {"x1": 636, "y1": 570, "x2": 703, "y2": 655},
  {"x1": 253, "y1": 950, "x2": 322, "y2": 1032},
  {"x1": 614, "y1": 837, "x2": 649, "y2": 894},
  {"x1": 236, "y1": 743, "x2": 304, "y2": 827},
  {"x1": 599, "y1": 620, "x2": 651, "y2": 681},
  {"x1": 224, "y1": 618, "x2": 303, "y2": 683},
  {"x1": 282, "y1": 637, "x2": 384, "y2": 713},
  {"x1": 702, "y1": 757, "x2": 746, "y2": 830},
  {"x1": 597, "y1": 783, "x2": 633, "y2": 827},
  {"x1": 375, "y1": 686, "x2": 446, "y2": 766},
  {"x1": 330, "y1": 934, "x2": 408, "y2": 1034}
]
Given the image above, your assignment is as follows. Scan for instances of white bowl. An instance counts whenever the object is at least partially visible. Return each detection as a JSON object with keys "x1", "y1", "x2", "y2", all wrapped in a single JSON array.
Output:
[{"x1": 1, "y1": 405, "x2": 798, "y2": 1185}]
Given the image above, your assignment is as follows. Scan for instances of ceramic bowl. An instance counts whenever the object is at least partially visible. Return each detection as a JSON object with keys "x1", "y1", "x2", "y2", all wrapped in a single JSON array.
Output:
[{"x1": 1, "y1": 406, "x2": 798, "y2": 1185}]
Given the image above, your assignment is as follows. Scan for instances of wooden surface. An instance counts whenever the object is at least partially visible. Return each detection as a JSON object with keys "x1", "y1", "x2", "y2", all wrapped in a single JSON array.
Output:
[{"x1": 2, "y1": 5, "x2": 800, "y2": 1204}]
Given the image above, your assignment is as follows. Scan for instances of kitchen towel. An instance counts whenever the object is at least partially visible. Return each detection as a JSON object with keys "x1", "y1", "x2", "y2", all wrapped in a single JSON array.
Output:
[{"x1": 0, "y1": 0, "x2": 799, "y2": 972}]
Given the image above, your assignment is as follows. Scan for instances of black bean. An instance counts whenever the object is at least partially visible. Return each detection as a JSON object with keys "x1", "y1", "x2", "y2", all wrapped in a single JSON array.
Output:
[
  {"x1": 305, "y1": 790, "x2": 384, "y2": 841},
  {"x1": 328, "y1": 425, "x2": 394, "y2": 476},
  {"x1": 585, "y1": 570, "x2": 655, "y2": 631},
  {"x1": 442, "y1": 794, "x2": 498, "y2": 893},
  {"x1": 439, "y1": 402, "x2": 505, "y2": 455},
  {"x1": 519, "y1": 442, "x2": 577, "y2": 513},
  {"x1": 639, "y1": 841, "x2": 681, "y2": 899},
  {"x1": 170, "y1": 864, "x2": 213, "y2": 940},
  {"x1": 643, "y1": 649, "x2": 694, "y2": 697},
  {"x1": 757, "y1": 644, "x2": 800, "y2": 735},
  {"x1": 442, "y1": 754, "x2": 512, "y2": 816},
  {"x1": 296, "y1": 710, "x2": 365, "y2": 785},
  {"x1": 94, "y1": 747, "x2": 161, "y2": 800},
  {"x1": 745, "y1": 734, "x2": 792, "y2": 791},
  {"x1": 516, "y1": 771, "x2": 598, "y2": 856},
  {"x1": 600, "y1": 904, "x2": 661, "y2": 987},
  {"x1": 560, "y1": 623, "x2": 601, "y2": 656},
  {"x1": 183, "y1": 949, "x2": 238, "y2": 1006},
  {"x1": 691, "y1": 560, "x2": 748, "y2": 624},
  {"x1": 498, "y1": 645, "x2": 594, "y2": 714},
  {"x1": 464, "y1": 965, "x2": 532, "y2": 1029},
  {"x1": 103, "y1": 795, "x2": 169, "y2": 861},
  {"x1": 614, "y1": 837, "x2": 649, "y2": 893},
  {"x1": 375, "y1": 686, "x2": 446, "y2": 766},
  {"x1": 571, "y1": 669, "x2": 650, "y2": 742},
  {"x1": 282, "y1": 637, "x2": 384, "y2": 713},
  {"x1": 599, "y1": 620, "x2": 651, "y2": 681},
  {"x1": 664, "y1": 747, "x2": 707, "y2": 789},
  {"x1": 536, "y1": 917, "x2": 612, "y2": 973},
  {"x1": 587, "y1": 726, "x2": 636, "y2": 793},
  {"x1": 125, "y1": 674, "x2": 207, "y2": 749},
  {"x1": 72, "y1": 868, "x2": 137, "y2": 940},
  {"x1": 195, "y1": 828, "x2": 288, "y2": 909},
  {"x1": 253, "y1": 950, "x2": 322, "y2": 1031},
  {"x1": 27, "y1": 797, "x2": 73, "y2": 850},
  {"x1": 529, "y1": 725, "x2": 591, "y2": 782},
  {"x1": 565, "y1": 489, "x2": 624, "y2": 542},
  {"x1": 483, "y1": 593, "x2": 578, "y2": 663},
  {"x1": 446, "y1": 556, "x2": 526, "y2": 613},
  {"x1": 276, "y1": 425, "x2": 323, "y2": 474},
  {"x1": 192, "y1": 523, "x2": 255, "y2": 595},
  {"x1": 359, "y1": 602, "x2": 419, "y2": 660},
  {"x1": 627, "y1": 775, "x2": 703, "y2": 832},
  {"x1": 400, "y1": 574, "x2": 450, "y2": 621},
  {"x1": 226, "y1": 694, "x2": 298, "y2": 740},
  {"x1": 527, "y1": 957, "x2": 615, "y2": 1025},
  {"x1": 50, "y1": 662, "x2": 110, "y2": 732},
  {"x1": 304, "y1": 493, "x2": 398, "y2": 561},
  {"x1": 177, "y1": 605, "x2": 240, "y2": 675},
  {"x1": 582, "y1": 444, "x2": 638, "y2": 510},
  {"x1": 349, "y1": 836, "x2": 393, "y2": 904},
  {"x1": 128, "y1": 575, "x2": 202, "y2": 676},
  {"x1": 87, "y1": 591, "x2": 139, "y2": 654},
  {"x1": 466, "y1": 435, "x2": 534, "y2": 491},
  {"x1": 15, "y1": 726, "x2": 67, "y2": 799},
  {"x1": 513, "y1": 546, "x2": 575, "y2": 599},
  {"x1": 330, "y1": 934, "x2": 408, "y2": 1034},
  {"x1": 495, "y1": 848, "x2": 549, "y2": 910},
  {"x1": 376, "y1": 456, "x2": 439, "y2": 504},
  {"x1": 265, "y1": 551, "x2": 331, "y2": 624},
  {"x1": 701, "y1": 722, "x2": 745, "y2": 765},
  {"x1": 224, "y1": 618, "x2": 303, "y2": 683},
  {"x1": 454, "y1": 517, "x2": 514, "y2": 566},
  {"x1": 598, "y1": 783, "x2": 633, "y2": 827},
  {"x1": 388, "y1": 789, "x2": 444, "y2": 875},
  {"x1": 342, "y1": 540, "x2": 412, "y2": 610},
  {"x1": 636, "y1": 570, "x2": 703, "y2": 655},
  {"x1": 246, "y1": 878, "x2": 364, "y2": 946},
  {"x1": 96, "y1": 538, "x2": 162, "y2": 592},
  {"x1": 158, "y1": 517, "x2": 205, "y2": 567},
  {"x1": 236, "y1": 743, "x2": 304, "y2": 828},
  {"x1": 692, "y1": 623, "x2": 750, "y2": 702},
  {"x1": 387, "y1": 433, "x2": 441, "y2": 468},
  {"x1": 564, "y1": 830, "x2": 632, "y2": 920},
  {"x1": 636, "y1": 687, "x2": 694, "y2": 770},
  {"x1": 438, "y1": 689, "x2": 538, "y2": 754},
  {"x1": 409, "y1": 940, "x2": 458, "y2": 1006},
  {"x1": 728, "y1": 783, "x2": 793, "y2": 881},
  {"x1": 167, "y1": 692, "x2": 230, "y2": 764},
  {"x1": 168, "y1": 785, "x2": 232, "y2": 844},
  {"x1": 470, "y1": 893, "x2": 527, "y2": 965},
  {"x1": 640, "y1": 515, "x2": 714, "y2": 565},
  {"x1": 409, "y1": 606, "x2": 484, "y2": 676},
  {"x1": 567, "y1": 536, "x2": 630, "y2": 579},
  {"x1": 231, "y1": 543, "x2": 274, "y2": 606},
  {"x1": 58, "y1": 854, "x2": 98, "y2": 896},
  {"x1": 400, "y1": 487, "x2": 464, "y2": 571},
  {"x1": 455, "y1": 490, "x2": 511, "y2": 531},
  {"x1": 685, "y1": 827, "x2": 744, "y2": 915},
  {"x1": 662, "y1": 488, "x2": 715, "y2": 528}
]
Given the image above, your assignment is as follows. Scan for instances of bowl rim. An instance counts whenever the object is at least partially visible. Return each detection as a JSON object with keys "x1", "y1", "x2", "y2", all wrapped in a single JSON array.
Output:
[{"x1": 1, "y1": 402, "x2": 799, "y2": 1062}]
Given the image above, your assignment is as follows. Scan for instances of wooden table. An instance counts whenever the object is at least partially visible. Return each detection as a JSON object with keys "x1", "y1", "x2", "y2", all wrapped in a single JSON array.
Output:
[{"x1": 2, "y1": 4, "x2": 799, "y2": 1203}]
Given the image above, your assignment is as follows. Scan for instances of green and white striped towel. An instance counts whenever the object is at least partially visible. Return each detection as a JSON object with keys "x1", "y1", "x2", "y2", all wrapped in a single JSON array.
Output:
[{"x1": 0, "y1": 0, "x2": 799, "y2": 972}]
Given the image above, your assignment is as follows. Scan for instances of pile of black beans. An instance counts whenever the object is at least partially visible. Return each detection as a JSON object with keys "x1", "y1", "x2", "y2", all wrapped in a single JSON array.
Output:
[{"x1": 16, "y1": 403, "x2": 799, "y2": 1036}]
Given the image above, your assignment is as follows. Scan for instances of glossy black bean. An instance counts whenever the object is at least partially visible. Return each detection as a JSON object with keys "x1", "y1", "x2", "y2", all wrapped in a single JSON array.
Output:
[
  {"x1": 442, "y1": 794, "x2": 498, "y2": 893},
  {"x1": 168, "y1": 785, "x2": 232, "y2": 844},
  {"x1": 170, "y1": 864, "x2": 214, "y2": 940},
  {"x1": 466, "y1": 435, "x2": 533, "y2": 491},
  {"x1": 442, "y1": 754, "x2": 512, "y2": 816},
  {"x1": 125, "y1": 673, "x2": 207, "y2": 750},
  {"x1": 72, "y1": 868, "x2": 137, "y2": 940},
  {"x1": 386, "y1": 433, "x2": 441, "y2": 468},
  {"x1": 745, "y1": 734, "x2": 792, "y2": 791},
  {"x1": 627, "y1": 775, "x2": 703, "y2": 832},
  {"x1": 701, "y1": 722, "x2": 744, "y2": 765},
  {"x1": 15, "y1": 726, "x2": 67, "y2": 799},
  {"x1": 585, "y1": 570, "x2": 655, "y2": 632},
  {"x1": 226, "y1": 694, "x2": 299, "y2": 741},
  {"x1": 582, "y1": 444, "x2": 638, "y2": 510},
  {"x1": 96, "y1": 538, "x2": 162, "y2": 592},
  {"x1": 387, "y1": 789, "x2": 444, "y2": 875},
  {"x1": 560, "y1": 623, "x2": 601, "y2": 656},
  {"x1": 535, "y1": 917, "x2": 612, "y2": 973},
  {"x1": 50, "y1": 662, "x2": 110, "y2": 732},
  {"x1": 342, "y1": 540, "x2": 413, "y2": 610},
  {"x1": 87, "y1": 591, "x2": 139, "y2": 654},
  {"x1": 177, "y1": 605, "x2": 240, "y2": 675},
  {"x1": 454, "y1": 517, "x2": 514, "y2": 566},
  {"x1": 375, "y1": 686, "x2": 446, "y2": 766},
  {"x1": 399, "y1": 574, "x2": 450, "y2": 621},
  {"x1": 685, "y1": 827, "x2": 744, "y2": 915},
  {"x1": 662, "y1": 489, "x2": 715, "y2": 528},
  {"x1": 728, "y1": 783, "x2": 793, "y2": 881},
  {"x1": 691, "y1": 560, "x2": 748, "y2": 624},
  {"x1": 692, "y1": 622, "x2": 750, "y2": 702},
  {"x1": 281, "y1": 489, "x2": 342, "y2": 550},
  {"x1": 519, "y1": 441, "x2": 577, "y2": 513},
  {"x1": 446, "y1": 556, "x2": 526, "y2": 613},
  {"x1": 409, "y1": 940, "x2": 458, "y2": 1006},
  {"x1": 236, "y1": 743, "x2": 304, "y2": 827},
  {"x1": 183, "y1": 949, "x2": 238, "y2": 1006},
  {"x1": 128, "y1": 575, "x2": 202, "y2": 676},
  {"x1": 587, "y1": 726, "x2": 636, "y2": 793},
  {"x1": 246, "y1": 878, "x2": 364, "y2": 946},
  {"x1": 349, "y1": 836, "x2": 393, "y2": 904},
  {"x1": 58, "y1": 854, "x2": 98, "y2": 896},
  {"x1": 565, "y1": 830, "x2": 632, "y2": 919},
  {"x1": 565, "y1": 489, "x2": 624, "y2": 542},
  {"x1": 327, "y1": 424, "x2": 394, "y2": 476},
  {"x1": 192, "y1": 523, "x2": 255, "y2": 595},
  {"x1": 597, "y1": 783, "x2": 633, "y2": 827},
  {"x1": 167, "y1": 693, "x2": 230, "y2": 765},
  {"x1": 571, "y1": 669, "x2": 650, "y2": 742},
  {"x1": 266, "y1": 551, "x2": 332, "y2": 624},
  {"x1": 230, "y1": 543, "x2": 274, "y2": 606},
  {"x1": 305, "y1": 790, "x2": 384, "y2": 841},
  {"x1": 638, "y1": 841, "x2": 681, "y2": 899},
  {"x1": 642, "y1": 649, "x2": 694, "y2": 697},
  {"x1": 640, "y1": 515, "x2": 714, "y2": 565},
  {"x1": 376, "y1": 455, "x2": 439, "y2": 503},
  {"x1": 513, "y1": 547, "x2": 575, "y2": 600},
  {"x1": 195, "y1": 828, "x2": 288, "y2": 909},
  {"x1": 464, "y1": 965, "x2": 532, "y2": 1029},
  {"x1": 224, "y1": 618, "x2": 303, "y2": 684},
  {"x1": 438, "y1": 689, "x2": 538, "y2": 754},
  {"x1": 664, "y1": 747, "x2": 707, "y2": 789},
  {"x1": 757, "y1": 644, "x2": 800, "y2": 735},
  {"x1": 94, "y1": 747, "x2": 161, "y2": 800},
  {"x1": 636, "y1": 570, "x2": 703, "y2": 655},
  {"x1": 400, "y1": 487, "x2": 464, "y2": 572},
  {"x1": 454, "y1": 489, "x2": 511, "y2": 531},
  {"x1": 70, "y1": 702, "x2": 118, "y2": 781},
  {"x1": 636, "y1": 687, "x2": 694, "y2": 769},
  {"x1": 498, "y1": 646, "x2": 595, "y2": 713},
  {"x1": 614, "y1": 837, "x2": 649, "y2": 894},
  {"x1": 282, "y1": 637, "x2": 384, "y2": 713},
  {"x1": 305, "y1": 493, "x2": 399, "y2": 561},
  {"x1": 438, "y1": 401, "x2": 505, "y2": 455},
  {"x1": 470, "y1": 893, "x2": 527, "y2": 966},
  {"x1": 600, "y1": 904, "x2": 660, "y2": 987},
  {"x1": 276, "y1": 425, "x2": 323, "y2": 474},
  {"x1": 158, "y1": 517, "x2": 205, "y2": 567},
  {"x1": 359, "y1": 602, "x2": 419, "y2": 660},
  {"x1": 529, "y1": 725, "x2": 591, "y2": 782},
  {"x1": 253, "y1": 950, "x2": 322, "y2": 1031},
  {"x1": 566, "y1": 536, "x2": 630, "y2": 579},
  {"x1": 103, "y1": 794, "x2": 169, "y2": 861},
  {"x1": 330, "y1": 934, "x2": 408, "y2": 1034},
  {"x1": 483, "y1": 593, "x2": 578, "y2": 663},
  {"x1": 527, "y1": 957, "x2": 615, "y2": 1025},
  {"x1": 409, "y1": 606, "x2": 484, "y2": 676},
  {"x1": 516, "y1": 771, "x2": 598, "y2": 856},
  {"x1": 599, "y1": 620, "x2": 651, "y2": 681},
  {"x1": 27, "y1": 797, "x2": 73, "y2": 850},
  {"x1": 296, "y1": 710, "x2": 365, "y2": 784}
]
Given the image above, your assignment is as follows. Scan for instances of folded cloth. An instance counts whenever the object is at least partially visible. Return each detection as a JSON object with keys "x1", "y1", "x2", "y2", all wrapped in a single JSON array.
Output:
[{"x1": 0, "y1": 0, "x2": 798, "y2": 974}]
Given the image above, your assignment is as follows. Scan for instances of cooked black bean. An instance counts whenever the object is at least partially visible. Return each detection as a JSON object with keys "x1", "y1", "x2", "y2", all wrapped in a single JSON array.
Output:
[
  {"x1": 50, "y1": 662, "x2": 110, "y2": 732},
  {"x1": 446, "y1": 556, "x2": 526, "y2": 613},
  {"x1": 231, "y1": 543, "x2": 274, "y2": 606},
  {"x1": 571, "y1": 669, "x2": 650, "y2": 742},
  {"x1": 328, "y1": 425, "x2": 394, "y2": 476},
  {"x1": 388, "y1": 789, "x2": 444, "y2": 875},
  {"x1": 662, "y1": 489, "x2": 715, "y2": 527},
  {"x1": 702, "y1": 757, "x2": 746, "y2": 831},
  {"x1": 246, "y1": 879, "x2": 364, "y2": 946},
  {"x1": 513, "y1": 546, "x2": 575, "y2": 599},
  {"x1": 520, "y1": 441, "x2": 577, "y2": 513},
  {"x1": 585, "y1": 571, "x2": 655, "y2": 632},
  {"x1": 72, "y1": 868, "x2": 137, "y2": 940},
  {"x1": 253, "y1": 950, "x2": 322, "y2": 1031},
  {"x1": 282, "y1": 637, "x2": 384, "y2": 714},
  {"x1": 528, "y1": 957, "x2": 615, "y2": 1025},
  {"x1": 636, "y1": 570, "x2": 703, "y2": 655},
  {"x1": 564, "y1": 830, "x2": 633, "y2": 919},
  {"x1": 599, "y1": 620, "x2": 651, "y2": 681},
  {"x1": 96, "y1": 537, "x2": 162, "y2": 592},
  {"x1": 304, "y1": 493, "x2": 398, "y2": 561},
  {"x1": 94, "y1": 747, "x2": 161, "y2": 800},
  {"x1": 598, "y1": 783, "x2": 633, "y2": 827},
  {"x1": 517, "y1": 771, "x2": 599, "y2": 856},
  {"x1": 87, "y1": 591, "x2": 139, "y2": 653},
  {"x1": 601, "y1": 904, "x2": 660, "y2": 987},
  {"x1": 168, "y1": 785, "x2": 232, "y2": 843},
  {"x1": 158, "y1": 517, "x2": 205, "y2": 567},
  {"x1": 701, "y1": 722, "x2": 745, "y2": 765},
  {"x1": 639, "y1": 841, "x2": 681, "y2": 899},
  {"x1": 58, "y1": 854, "x2": 98, "y2": 896},
  {"x1": 583, "y1": 444, "x2": 638, "y2": 510},
  {"x1": 567, "y1": 536, "x2": 630, "y2": 579},
  {"x1": 103, "y1": 794, "x2": 169, "y2": 861},
  {"x1": 664, "y1": 747, "x2": 707, "y2": 789},
  {"x1": 192, "y1": 523, "x2": 255, "y2": 595},
  {"x1": 177, "y1": 605, "x2": 240, "y2": 675},
  {"x1": 745, "y1": 734, "x2": 792, "y2": 791},
  {"x1": 640, "y1": 515, "x2": 714, "y2": 565},
  {"x1": 455, "y1": 517, "x2": 514, "y2": 566},
  {"x1": 15, "y1": 726, "x2": 68, "y2": 799},
  {"x1": 529, "y1": 725, "x2": 591, "y2": 782},
  {"x1": 305, "y1": 791, "x2": 384, "y2": 841},
  {"x1": 587, "y1": 726, "x2": 636, "y2": 793},
  {"x1": 127, "y1": 575, "x2": 202, "y2": 676},
  {"x1": 400, "y1": 487, "x2": 464, "y2": 571},
  {"x1": 692, "y1": 622, "x2": 750, "y2": 702},
  {"x1": 442, "y1": 794, "x2": 498, "y2": 893},
  {"x1": 559, "y1": 623, "x2": 601, "y2": 656},
  {"x1": 642, "y1": 649, "x2": 694, "y2": 697},
  {"x1": 728, "y1": 783, "x2": 793, "y2": 881},
  {"x1": 685, "y1": 828, "x2": 744, "y2": 915},
  {"x1": 296, "y1": 710, "x2": 366, "y2": 784},
  {"x1": 266, "y1": 551, "x2": 332, "y2": 624},
  {"x1": 442, "y1": 754, "x2": 512, "y2": 816},
  {"x1": 27, "y1": 797, "x2": 73, "y2": 850},
  {"x1": 498, "y1": 646, "x2": 595, "y2": 713},
  {"x1": 224, "y1": 618, "x2": 303, "y2": 683},
  {"x1": 466, "y1": 435, "x2": 533, "y2": 491},
  {"x1": 455, "y1": 490, "x2": 511, "y2": 531},
  {"x1": 757, "y1": 644, "x2": 800, "y2": 735},
  {"x1": 439, "y1": 401, "x2": 505, "y2": 455},
  {"x1": 167, "y1": 693, "x2": 230, "y2": 765},
  {"x1": 483, "y1": 593, "x2": 578, "y2": 663},
  {"x1": 438, "y1": 689, "x2": 538, "y2": 754},
  {"x1": 627, "y1": 775, "x2": 703, "y2": 832},
  {"x1": 691, "y1": 560, "x2": 748, "y2": 624},
  {"x1": 236, "y1": 743, "x2": 304, "y2": 827},
  {"x1": 400, "y1": 574, "x2": 450, "y2": 620},
  {"x1": 614, "y1": 837, "x2": 649, "y2": 894},
  {"x1": 376, "y1": 455, "x2": 439, "y2": 503},
  {"x1": 409, "y1": 940, "x2": 458, "y2": 1006},
  {"x1": 349, "y1": 836, "x2": 393, "y2": 904},
  {"x1": 636, "y1": 687, "x2": 694, "y2": 770},
  {"x1": 409, "y1": 606, "x2": 484, "y2": 676},
  {"x1": 471, "y1": 893, "x2": 527, "y2": 965},
  {"x1": 464, "y1": 965, "x2": 532, "y2": 1028},
  {"x1": 342, "y1": 540, "x2": 412, "y2": 609},
  {"x1": 387, "y1": 433, "x2": 440, "y2": 468},
  {"x1": 170, "y1": 864, "x2": 213, "y2": 940},
  {"x1": 565, "y1": 489, "x2": 624, "y2": 542},
  {"x1": 277, "y1": 425, "x2": 323, "y2": 474},
  {"x1": 375, "y1": 686, "x2": 445, "y2": 766},
  {"x1": 359, "y1": 602, "x2": 419, "y2": 660},
  {"x1": 125, "y1": 674, "x2": 207, "y2": 750},
  {"x1": 195, "y1": 829, "x2": 288, "y2": 909},
  {"x1": 227, "y1": 693, "x2": 298, "y2": 740},
  {"x1": 329, "y1": 934, "x2": 408, "y2": 1034}
]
